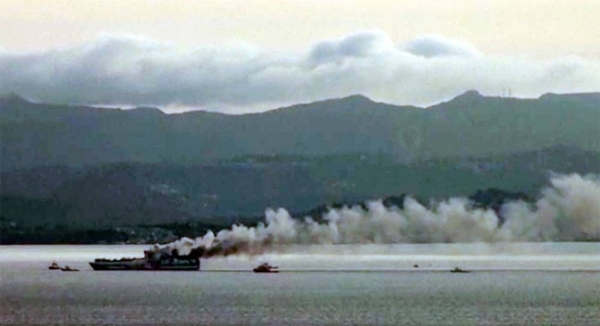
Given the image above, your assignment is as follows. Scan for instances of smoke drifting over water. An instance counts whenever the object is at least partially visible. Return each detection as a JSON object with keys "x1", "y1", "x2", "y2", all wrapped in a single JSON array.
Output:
[{"x1": 155, "y1": 174, "x2": 600, "y2": 258}]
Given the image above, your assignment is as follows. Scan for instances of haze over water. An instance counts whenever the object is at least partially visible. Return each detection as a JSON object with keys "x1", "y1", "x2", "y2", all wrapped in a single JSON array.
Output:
[{"x1": 1, "y1": 243, "x2": 599, "y2": 325}]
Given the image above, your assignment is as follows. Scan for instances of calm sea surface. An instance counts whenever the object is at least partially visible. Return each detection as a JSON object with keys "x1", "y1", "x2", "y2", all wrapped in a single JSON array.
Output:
[{"x1": 1, "y1": 243, "x2": 599, "y2": 325}]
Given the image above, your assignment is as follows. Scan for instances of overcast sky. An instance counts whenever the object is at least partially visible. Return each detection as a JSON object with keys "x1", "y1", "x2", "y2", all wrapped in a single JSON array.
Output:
[{"x1": 1, "y1": 0, "x2": 599, "y2": 113}]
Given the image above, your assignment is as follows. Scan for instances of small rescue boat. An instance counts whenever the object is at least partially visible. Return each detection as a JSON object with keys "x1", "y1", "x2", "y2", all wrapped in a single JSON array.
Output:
[
  {"x1": 253, "y1": 262, "x2": 279, "y2": 273},
  {"x1": 61, "y1": 265, "x2": 80, "y2": 272},
  {"x1": 48, "y1": 261, "x2": 61, "y2": 270}
]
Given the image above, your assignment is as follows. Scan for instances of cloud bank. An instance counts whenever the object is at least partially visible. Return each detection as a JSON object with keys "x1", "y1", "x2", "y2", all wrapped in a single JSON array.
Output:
[
  {"x1": 1, "y1": 31, "x2": 599, "y2": 113},
  {"x1": 154, "y1": 174, "x2": 600, "y2": 258}
]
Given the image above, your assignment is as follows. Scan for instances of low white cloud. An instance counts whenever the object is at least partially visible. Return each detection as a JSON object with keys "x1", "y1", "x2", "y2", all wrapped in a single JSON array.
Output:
[
  {"x1": 402, "y1": 34, "x2": 481, "y2": 58},
  {"x1": 1, "y1": 31, "x2": 598, "y2": 113}
]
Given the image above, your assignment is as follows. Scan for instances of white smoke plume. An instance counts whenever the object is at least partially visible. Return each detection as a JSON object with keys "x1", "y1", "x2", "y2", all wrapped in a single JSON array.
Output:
[
  {"x1": 1, "y1": 31, "x2": 599, "y2": 113},
  {"x1": 155, "y1": 174, "x2": 600, "y2": 257}
]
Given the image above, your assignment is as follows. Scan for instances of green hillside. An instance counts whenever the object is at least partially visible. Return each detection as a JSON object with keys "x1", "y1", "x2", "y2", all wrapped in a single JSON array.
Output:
[{"x1": 2, "y1": 91, "x2": 598, "y2": 171}]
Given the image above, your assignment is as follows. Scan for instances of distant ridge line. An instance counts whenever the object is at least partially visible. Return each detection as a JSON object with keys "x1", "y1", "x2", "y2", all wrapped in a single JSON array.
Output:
[{"x1": 1, "y1": 90, "x2": 599, "y2": 115}]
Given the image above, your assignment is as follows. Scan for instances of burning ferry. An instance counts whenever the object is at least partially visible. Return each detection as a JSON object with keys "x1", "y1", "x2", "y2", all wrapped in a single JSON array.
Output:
[{"x1": 90, "y1": 248, "x2": 201, "y2": 271}]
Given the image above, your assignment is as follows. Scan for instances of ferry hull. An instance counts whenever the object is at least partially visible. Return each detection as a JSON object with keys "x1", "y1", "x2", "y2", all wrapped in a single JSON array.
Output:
[
  {"x1": 89, "y1": 262, "x2": 144, "y2": 271},
  {"x1": 90, "y1": 249, "x2": 201, "y2": 271},
  {"x1": 89, "y1": 262, "x2": 200, "y2": 271}
]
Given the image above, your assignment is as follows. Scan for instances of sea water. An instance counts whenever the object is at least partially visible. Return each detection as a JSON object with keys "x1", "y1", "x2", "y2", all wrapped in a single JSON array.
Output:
[{"x1": 1, "y1": 243, "x2": 599, "y2": 325}]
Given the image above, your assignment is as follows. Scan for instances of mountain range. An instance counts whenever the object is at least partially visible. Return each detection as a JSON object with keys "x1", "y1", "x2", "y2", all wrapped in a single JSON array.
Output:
[
  {"x1": 2, "y1": 91, "x2": 598, "y2": 171},
  {"x1": 1, "y1": 91, "x2": 598, "y2": 243}
]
